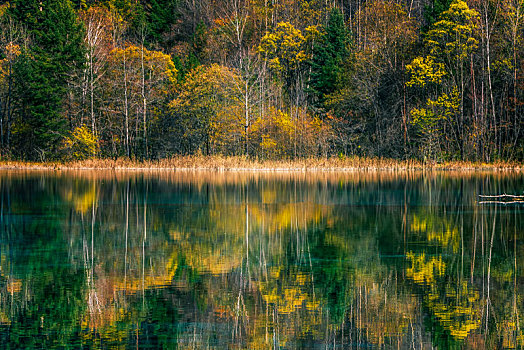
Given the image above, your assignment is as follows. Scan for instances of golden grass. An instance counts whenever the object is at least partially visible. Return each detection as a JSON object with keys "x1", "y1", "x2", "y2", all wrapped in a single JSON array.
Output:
[{"x1": 0, "y1": 156, "x2": 521, "y2": 171}]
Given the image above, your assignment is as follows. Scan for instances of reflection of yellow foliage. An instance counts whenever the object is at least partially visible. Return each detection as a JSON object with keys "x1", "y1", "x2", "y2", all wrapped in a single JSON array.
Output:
[
  {"x1": 411, "y1": 214, "x2": 460, "y2": 252},
  {"x1": 426, "y1": 282, "x2": 480, "y2": 340},
  {"x1": 355, "y1": 282, "x2": 417, "y2": 346},
  {"x1": 406, "y1": 252, "x2": 445, "y2": 284},
  {"x1": 81, "y1": 243, "x2": 179, "y2": 336},
  {"x1": 410, "y1": 215, "x2": 427, "y2": 232},
  {"x1": 501, "y1": 319, "x2": 524, "y2": 348},
  {"x1": 186, "y1": 246, "x2": 242, "y2": 275},
  {"x1": 261, "y1": 189, "x2": 276, "y2": 204},
  {"x1": 66, "y1": 183, "x2": 97, "y2": 214},
  {"x1": 113, "y1": 250, "x2": 178, "y2": 293},
  {"x1": 80, "y1": 306, "x2": 128, "y2": 342},
  {"x1": 249, "y1": 203, "x2": 325, "y2": 234},
  {"x1": 171, "y1": 230, "x2": 242, "y2": 275},
  {"x1": 6, "y1": 279, "x2": 21, "y2": 295},
  {"x1": 428, "y1": 226, "x2": 460, "y2": 253},
  {"x1": 407, "y1": 249, "x2": 481, "y2": 341},
  {"x1": 0, "y1": 311, "x2": 9, "y2": 325},
  {"x1": 259, "y1": 268, "x2": 319, "y2": 314}
]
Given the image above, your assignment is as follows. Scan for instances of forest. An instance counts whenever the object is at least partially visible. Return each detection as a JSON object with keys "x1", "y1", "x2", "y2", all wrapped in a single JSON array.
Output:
[{"x1": 0, "y1": 0, "x2": 522, "y2": 162}]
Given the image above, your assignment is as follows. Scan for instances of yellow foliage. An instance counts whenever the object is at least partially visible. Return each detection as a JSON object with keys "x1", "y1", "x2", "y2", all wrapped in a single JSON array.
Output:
[
  {"x1": 169, "y1": 64, "x2": 244, "y2": 154},
  {"x1": 64, "y1": 125, "x2": 98, "y2": 160},
  {"x1": 110, "y1": 45, "x2": 177, "y2": 87},
  {"x1": 252, "y1": 108, "x2": 295, "y2": 158},
  {"x1": 360, "y1": 0, "x2": 419, "y2": 58},
  {"x1": 410, "y1": 87, "x2": 460, "y2": 136},
  {"x1": 406, "y1": 56, "x2": 446, "y2": 88},
  {"x1": 0, "y1": 3, "x2": 8, "y2": 18},
  {"x1": 425, "y1": 0, "x2": 479, "y2": 61},
  {"x1": 259, "y1": 22, "x2": 306, "y2": 75}
]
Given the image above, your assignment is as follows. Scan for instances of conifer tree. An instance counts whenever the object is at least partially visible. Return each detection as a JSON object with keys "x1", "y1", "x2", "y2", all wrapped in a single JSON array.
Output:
[
  {"x1": 424, "y1": 0, "x2": 453, "y2": 29},
  {"x1": 9, "y1": 0, "x2": 85, "y2": 160},
  {"x1": 308, "y1": 8, "x2": 349, "y2": 113},
  {"x1": 147, "y1": 0, "x2": 178, "y2": 47}
]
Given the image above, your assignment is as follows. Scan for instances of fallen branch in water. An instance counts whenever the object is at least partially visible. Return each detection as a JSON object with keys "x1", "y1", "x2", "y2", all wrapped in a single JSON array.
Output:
[
  {"x1": 479, "y1": 193, "x2": 524, "y2": 204},
  {"x1": 479, "y1": 201, "x2": 524, "y2": 205},
  {"x1": 478, "y1": 194, "x2": 524, "y2": 199}
]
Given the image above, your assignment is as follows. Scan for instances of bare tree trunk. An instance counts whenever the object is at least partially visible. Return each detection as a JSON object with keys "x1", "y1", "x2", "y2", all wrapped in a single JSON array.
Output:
[
  {"x1": 6, "y1": 58, "x2": 13, "y2": 153},
  {"x1": 90, "y1": 47, "x2": 96, "y2": 136},
  {"x1": 483, "y1": 1, "x2": 497, "y2": 156},
  {"x1": 245, "y1": 79, "x2": 249, "y2": 156},
  {"x1": 141, "y1": 43, "x2": 148, "y2": 159},
  {"x1": 123, "y1": 49, "x2": 130, "y2": 158}
]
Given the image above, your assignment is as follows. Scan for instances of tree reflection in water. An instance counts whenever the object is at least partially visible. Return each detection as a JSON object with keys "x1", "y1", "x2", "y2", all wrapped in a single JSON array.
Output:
[{"x1": 0, "y1": 171, "x2": 522, "y2": 348}]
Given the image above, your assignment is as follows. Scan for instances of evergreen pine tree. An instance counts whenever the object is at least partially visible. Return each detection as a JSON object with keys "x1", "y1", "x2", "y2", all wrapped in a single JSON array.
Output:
[
  {"x1": 9, "y1": 0, "x2": 85, "y2": 160},
  {"x1": 147, "y1": 0, "x2": 178, "y2": 48},
  {"x1": 308, "y1": 8, "x2": 349, "y2": 113},
  {"x1": 424, "y1": 0, "x2": 453, "y2": 29}
]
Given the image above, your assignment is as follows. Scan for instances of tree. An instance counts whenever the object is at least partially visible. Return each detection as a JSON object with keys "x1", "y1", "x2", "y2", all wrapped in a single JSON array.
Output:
[
  {"x1": 259, "y1": 21, "x2": 308, "y2": 158},
  {"x1": 424, "y1": 0, "x2": 453, "y2": 29},
  {"x1": 308, "y1": 8, "x2": 349, "y2": 113},
  {"x1": 406, "y1": 0, "x2": 479, "y2": 160},
  {"x1": 8, "y1": 0, "x2": 85, "y2": 160},
  {"x1": 259, "y1": 21, "x2": 307, "y2": 99},
  {"x1": 0, "y1": 4, "x2": 27, "y2": 155},
  {"x1": 105, "y1": 44, "x2": 177, "y2": 158},
  {"x1": 328, "y1": 0, "x2": 419, "y2": 157},
  {"x1": 167, "y1": 64, "x2": 243, "y2": 155},
  {"x1": 146, "y1": 0, "x2": 178, "y2": 48},
  {"x1": 79, "y1": 5, "x2": 114, "y2": 140}
]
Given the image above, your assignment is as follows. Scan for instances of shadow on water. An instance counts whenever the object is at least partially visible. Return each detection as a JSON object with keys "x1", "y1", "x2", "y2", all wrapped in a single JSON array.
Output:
[{"x1": 0, "y1": 170, "x2": 523, "y2": 348}]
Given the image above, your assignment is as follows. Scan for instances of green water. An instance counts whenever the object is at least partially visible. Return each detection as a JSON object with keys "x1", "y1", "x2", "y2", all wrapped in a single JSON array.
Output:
[{"x1": 0, "y1": 171, "x2": 522, "y2": 349}]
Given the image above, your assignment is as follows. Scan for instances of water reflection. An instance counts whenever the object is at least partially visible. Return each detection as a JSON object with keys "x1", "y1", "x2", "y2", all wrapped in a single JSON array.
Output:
[{"x1": 0, "y1": 170, "x2": 523, "y2": 348}]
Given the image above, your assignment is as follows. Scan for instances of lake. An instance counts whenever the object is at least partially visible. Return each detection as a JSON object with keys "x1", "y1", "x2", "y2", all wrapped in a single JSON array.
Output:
[{"x1": 0, "y1": 170, "x2": 522, "y2": 349}]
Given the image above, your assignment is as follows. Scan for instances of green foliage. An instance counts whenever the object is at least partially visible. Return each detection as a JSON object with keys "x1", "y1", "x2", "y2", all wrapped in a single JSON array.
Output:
[
  {"x1": 424, "y1": 0, "x2": 453, "y2": 29},
  {"x1": 108, "y1": 0, "x2": 146, "y2": 32},
  {"x1": 192, "y1": 21, "x2": 208, "y2": 64},
  {"x1": 308, "y1": 8, "x2": 349, "y2": 112},
  {"x1": 410, "y1": 87, "x2": 460, "y2": 159},
  {"x1": 146, "y1": 0, "x2": 178, "y2": 47},
  {"x1": 9, "y1": 0, "x2": 85, "y2": 160}
]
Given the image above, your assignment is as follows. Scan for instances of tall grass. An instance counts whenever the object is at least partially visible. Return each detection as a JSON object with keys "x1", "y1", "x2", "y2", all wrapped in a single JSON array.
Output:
[{"x1": 0, "y1": 156, "x2": 521, "y2": 171}]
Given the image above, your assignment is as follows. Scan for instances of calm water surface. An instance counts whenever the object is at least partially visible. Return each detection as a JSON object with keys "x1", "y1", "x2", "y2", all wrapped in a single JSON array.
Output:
[{"x1": 0, "y1": 170, "x2": 522, "y2": 349}]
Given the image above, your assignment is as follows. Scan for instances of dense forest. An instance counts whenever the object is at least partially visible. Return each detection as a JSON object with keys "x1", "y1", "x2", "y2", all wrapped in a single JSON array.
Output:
[{"x1": 0, "y1": 0, "x2": 522, "y2": 162}]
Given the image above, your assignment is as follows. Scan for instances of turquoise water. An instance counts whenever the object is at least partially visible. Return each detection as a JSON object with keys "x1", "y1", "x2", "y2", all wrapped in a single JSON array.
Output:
[{"x1": 0, "y1": 170, "x2": 522, "y2": 349}]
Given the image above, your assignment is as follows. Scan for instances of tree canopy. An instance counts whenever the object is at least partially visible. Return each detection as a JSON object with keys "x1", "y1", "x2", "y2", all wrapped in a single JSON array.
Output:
[{"x1": 0, "y1": 0, "x2": 522, "y2": 161}]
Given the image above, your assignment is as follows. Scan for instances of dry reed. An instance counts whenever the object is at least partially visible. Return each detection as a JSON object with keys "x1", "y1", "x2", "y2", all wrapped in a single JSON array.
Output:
[{"x1": 0, "y1": 156, "x2": 521, "y2": 171}]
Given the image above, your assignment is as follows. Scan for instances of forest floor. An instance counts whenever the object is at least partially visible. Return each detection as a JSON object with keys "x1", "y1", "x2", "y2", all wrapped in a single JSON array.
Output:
[{"x1": 0, "y1": 156, "x2": 522, "y2": 171}]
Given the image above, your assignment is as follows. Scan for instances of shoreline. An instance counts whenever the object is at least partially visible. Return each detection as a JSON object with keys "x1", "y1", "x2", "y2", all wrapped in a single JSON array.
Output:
[{"x1": 0, "y1": 157, "x2": 522, "y2": 171}]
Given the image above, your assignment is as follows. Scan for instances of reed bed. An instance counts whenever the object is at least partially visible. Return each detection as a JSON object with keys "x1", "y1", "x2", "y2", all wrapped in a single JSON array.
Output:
[{"x1": 0, "y1": 156, "x2": 521, "y2": 171}]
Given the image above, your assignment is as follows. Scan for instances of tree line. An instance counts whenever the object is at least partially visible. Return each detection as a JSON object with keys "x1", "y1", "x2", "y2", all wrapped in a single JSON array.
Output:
[{"x1": 0, "y1": 0, "x2": 522, "y2": 161}]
